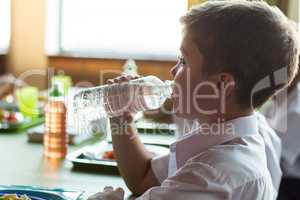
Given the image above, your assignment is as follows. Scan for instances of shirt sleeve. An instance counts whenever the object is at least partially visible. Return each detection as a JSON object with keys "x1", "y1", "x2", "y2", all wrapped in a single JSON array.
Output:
[
  {"x1": 138, "y1": 162, "x2": 230, "y2": 200},
  {"x1": 150, "y1": 154, "x2": 170, "y2": 184}
]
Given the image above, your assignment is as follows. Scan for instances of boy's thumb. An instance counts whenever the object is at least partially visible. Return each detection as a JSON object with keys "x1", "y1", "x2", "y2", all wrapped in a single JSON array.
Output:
[
  {"x1": 123, "y1": 112, "x2": 134, "y2": 123},
  {"x1": 115, "y1": 187, "x2": 125, "y2": 198}
]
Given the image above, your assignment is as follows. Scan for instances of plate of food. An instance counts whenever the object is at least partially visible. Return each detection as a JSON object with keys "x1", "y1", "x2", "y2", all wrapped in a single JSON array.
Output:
[
  {"x1": 0, "y1": 109, "x2": 28, "y2": 128},
  {"x1": 0, "y1": 108, "x2": 44, "y2": 132},
  {"x1": 0, "y1": 186, "x2": 84, "y2": 200},
  {"x1": 0, "y1": 83, "x2": 45, "y2": 132},
  {"x1": 0, "y1": 193, "x2": 46, "y2": 200},
  {"x1": 67, "y1": 141, "x2": 169, "y2": 172}
]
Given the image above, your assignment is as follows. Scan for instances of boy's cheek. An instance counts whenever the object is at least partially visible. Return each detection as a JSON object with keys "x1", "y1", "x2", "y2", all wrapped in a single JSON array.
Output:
[{"x1": 172, "y1": 82, "x2": 221, "y2": 118}]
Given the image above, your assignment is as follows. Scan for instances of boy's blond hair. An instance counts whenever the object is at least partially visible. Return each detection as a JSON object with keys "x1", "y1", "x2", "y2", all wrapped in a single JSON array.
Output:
[{"x1": 181, "y1": 0, "x2": 299, "y2": 108}]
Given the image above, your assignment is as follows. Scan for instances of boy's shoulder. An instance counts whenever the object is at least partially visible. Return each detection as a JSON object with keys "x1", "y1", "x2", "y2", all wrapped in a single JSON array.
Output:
[
  {"x1": 161, "y1": 133, "x2": 278, "y2": 199},
  {"x1": 180, "y1": 133, "x2": 271, "y2": 189}
]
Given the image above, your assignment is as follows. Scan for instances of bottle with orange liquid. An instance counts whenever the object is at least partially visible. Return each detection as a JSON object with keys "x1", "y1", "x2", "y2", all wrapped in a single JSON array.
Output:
[{"x1": 44, "y1": 81, "x2": 67, "y2": 159}]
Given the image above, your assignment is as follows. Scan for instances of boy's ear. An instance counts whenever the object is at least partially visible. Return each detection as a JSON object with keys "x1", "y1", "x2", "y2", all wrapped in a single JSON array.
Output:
[{"x1": 217, "y1": 73, "x2": 235, "y2": 97}]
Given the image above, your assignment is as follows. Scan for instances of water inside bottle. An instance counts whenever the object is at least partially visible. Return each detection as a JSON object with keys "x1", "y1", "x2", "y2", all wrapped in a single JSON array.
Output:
[{"x1": 73, "y1": 77, "x2": 173, "y2": 133}]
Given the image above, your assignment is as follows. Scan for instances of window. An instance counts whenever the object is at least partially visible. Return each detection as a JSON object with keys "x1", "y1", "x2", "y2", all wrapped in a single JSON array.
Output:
[
  {"x1": 46, "y1": 0, "x2": 187, "y2": 61},
  {"x1": 0, "y1": 0, "x2": 11, "y2": 54}
]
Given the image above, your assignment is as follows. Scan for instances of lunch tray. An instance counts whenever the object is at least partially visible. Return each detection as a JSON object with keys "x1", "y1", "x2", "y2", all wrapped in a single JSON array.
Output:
[
  {"x1": 67, "y1": 141, "x2": 169, "y2": 173},
  {"x1": 0, "y1": 117, "x2": 44, "y2": 133}
]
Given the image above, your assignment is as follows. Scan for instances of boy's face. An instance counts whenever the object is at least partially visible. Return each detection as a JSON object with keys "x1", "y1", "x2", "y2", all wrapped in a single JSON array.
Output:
[{"x1": 171, "y1": 32, "x2": 221, "y2": 121}]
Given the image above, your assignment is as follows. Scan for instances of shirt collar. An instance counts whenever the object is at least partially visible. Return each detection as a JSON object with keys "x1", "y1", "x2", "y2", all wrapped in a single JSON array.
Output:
[{"x1": 171, "y1": 114, "x2": 258, "y2": 170}]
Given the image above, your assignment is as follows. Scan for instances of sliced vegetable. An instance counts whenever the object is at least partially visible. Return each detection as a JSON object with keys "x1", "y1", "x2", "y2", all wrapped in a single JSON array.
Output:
[{"x1": 102, "y1": 150, "x2": 115, "y2": 160}]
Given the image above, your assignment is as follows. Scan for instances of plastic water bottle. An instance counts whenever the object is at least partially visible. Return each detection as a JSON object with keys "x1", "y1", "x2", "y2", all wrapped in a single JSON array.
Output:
[{"x1": 73, "y1": 76, "x2": 173, "y2": 129}]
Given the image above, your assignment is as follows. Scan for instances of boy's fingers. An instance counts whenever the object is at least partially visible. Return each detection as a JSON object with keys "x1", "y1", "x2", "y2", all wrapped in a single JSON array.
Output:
[
  {"x1": 109, "y1": 74, "x2": 141, "y2": 85},
  {"x1": 128, "y1": 75, "x2": 140, "y2": 80},
  {"x1": 115, "y1": 188, "x2": 125, "y2": 198},
  {"x1": 121, "y1": 73, "x2": 140, "y2": 80},
  {"x1": 112, "y1": 77, "x2": 120, "y2": 83},
  {"x1": 123, "y1": 112, "x2": 133, "y2": 123},
  {"x1": 107, "y1": 79, "x2": 114, "y2": 84},
  {"x1": 119, "y1": 75, "x2": 130, "y2": 81},
  {"x1": 104, "y1": 186, "x2": 114, "y2": 192},
  {"x1": 107, "y1": 74, "x2": 141, "y2": 83},
  {"x1": 110, "y1": 112, "x2": 133, "y2": 126}
]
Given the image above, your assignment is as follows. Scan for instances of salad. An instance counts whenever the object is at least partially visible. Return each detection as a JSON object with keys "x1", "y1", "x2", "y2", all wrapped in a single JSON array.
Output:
[
  {"x1": 0, "y1": 109, "x2": 24, "y2": 124},
  {"x1": 0, "y1": 194, "x2": 31, "y2": 200}
]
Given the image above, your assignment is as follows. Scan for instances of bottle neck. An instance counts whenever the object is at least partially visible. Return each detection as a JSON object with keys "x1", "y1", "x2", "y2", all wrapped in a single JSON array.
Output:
[
  {"x1": 49, "y1": 81, "x2": 65, "y2": 102},
  {"x1": 49, "y1": 95, "x2": 65, "y2": 102}
]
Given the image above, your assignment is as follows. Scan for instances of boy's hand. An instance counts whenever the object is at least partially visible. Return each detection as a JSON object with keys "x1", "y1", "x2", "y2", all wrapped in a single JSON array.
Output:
[
  {"x1": 107, "y1": 74, "x2": 139, "y2": 139},
  {"x1": 87, "y1": 186, "x2": 124, "y2": 200},
  {"x1": 105, "y1": 76, "x2": 157, "y2": 196},
  {"x1": 106, "y1": 74, "x2": 140, "y2": 85},
  {"x1": 107, "y1": 74, "x2": 139, "y2": 124}
]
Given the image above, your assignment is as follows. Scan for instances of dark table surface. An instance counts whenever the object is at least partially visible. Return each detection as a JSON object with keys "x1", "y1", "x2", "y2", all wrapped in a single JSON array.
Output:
[{"x1": 0, "y1": 132, "x2": 129, "y2": 199}]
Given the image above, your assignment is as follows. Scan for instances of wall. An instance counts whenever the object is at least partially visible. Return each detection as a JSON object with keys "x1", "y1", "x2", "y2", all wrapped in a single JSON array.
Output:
[
  {"x1": 49, "y1": 57, "x2": 174, "y2": 86},
  {"x1": 6, "y1": 0, "x2": 48, "y2": 89}
]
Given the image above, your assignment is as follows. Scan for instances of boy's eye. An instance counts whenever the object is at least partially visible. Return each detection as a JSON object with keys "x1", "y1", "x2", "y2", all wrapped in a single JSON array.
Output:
[{"x1": 178, "y1": 55, "x2": 186, "y2": 65}]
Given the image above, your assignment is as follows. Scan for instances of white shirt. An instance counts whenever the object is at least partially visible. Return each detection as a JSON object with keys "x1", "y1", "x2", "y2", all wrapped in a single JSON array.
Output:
[
  {"x1": 262, "y1": 83, "x2": 300, "y2": 177},
  {"x1": 137, "y1": 113, "x2": 282, "y2": 200}
]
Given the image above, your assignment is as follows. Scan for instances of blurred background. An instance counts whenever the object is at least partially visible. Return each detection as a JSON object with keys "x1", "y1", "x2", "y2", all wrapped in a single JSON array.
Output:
[
  {"x1": 0, "y1": 0, "x2": 298, "y2": 89},
  {"x1": 0, "y1": 1, "x2": 299, "y2": 199}
]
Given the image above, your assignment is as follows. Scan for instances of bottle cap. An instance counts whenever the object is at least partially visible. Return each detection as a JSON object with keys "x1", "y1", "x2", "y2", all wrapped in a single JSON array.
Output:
[{"x1": 50, "y1": 81, "x2": 64, "y2": 97}]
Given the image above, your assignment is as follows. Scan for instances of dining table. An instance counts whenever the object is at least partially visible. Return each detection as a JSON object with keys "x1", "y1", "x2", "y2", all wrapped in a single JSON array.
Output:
[{"x1": 0, "y1": 131, "x2": 130, "y2": 199}]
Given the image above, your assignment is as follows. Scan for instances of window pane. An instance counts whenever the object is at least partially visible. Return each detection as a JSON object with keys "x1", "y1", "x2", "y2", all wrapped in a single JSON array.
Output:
[{"x1": 61, "y1": 0, "x2": 187, "y2": 60}]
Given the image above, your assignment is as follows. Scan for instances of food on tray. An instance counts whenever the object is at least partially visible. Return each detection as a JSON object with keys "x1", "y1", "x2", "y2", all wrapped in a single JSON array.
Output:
[
  {"x1": 102, "y1": 150, "x2": 115, "y2": 160},
  {"x1": 0, "y1": 194, "x2": 31, "y2": 200},
  {"x1": 0, "y1": 109, "x2": 22, "y2": 123},
  {"x1": 0, "y1": 109, "x2": 3, "y2": 120},
  {"x1": 3, "y1": 112, "x2": 17, "y2": 122}
]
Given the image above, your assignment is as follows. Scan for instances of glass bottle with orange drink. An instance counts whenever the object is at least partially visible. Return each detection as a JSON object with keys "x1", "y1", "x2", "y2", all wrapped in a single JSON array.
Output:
[{"x1": 44, "y1": 81, "x2": 67, "y2": 159}]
